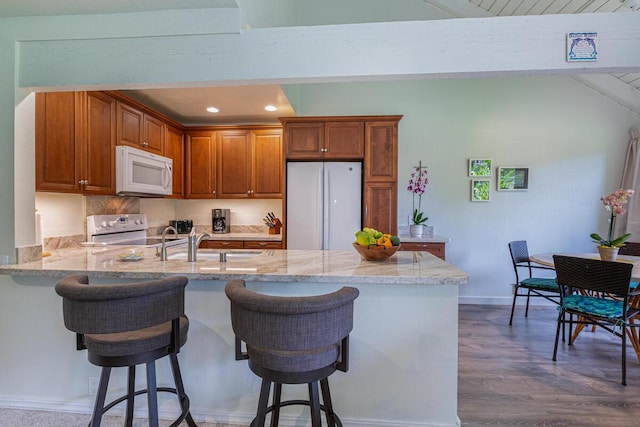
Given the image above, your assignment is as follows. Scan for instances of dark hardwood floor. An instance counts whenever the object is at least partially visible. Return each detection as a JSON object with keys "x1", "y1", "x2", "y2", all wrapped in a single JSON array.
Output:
[{"x1": 458, "y1": 304, "x2": 640, "y2": 426}]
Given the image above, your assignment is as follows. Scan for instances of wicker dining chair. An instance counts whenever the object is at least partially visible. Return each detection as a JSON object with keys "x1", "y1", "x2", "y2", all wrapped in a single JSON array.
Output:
[
  {"x1": 508, "y1": 240, "x2": 560, "y2": 325},
  {"x1": 552, "y1": 255, "x2": 640, "y2": 385},
  {"x1": 618, "y1": 241, "x2": 640, "y2": 256}
]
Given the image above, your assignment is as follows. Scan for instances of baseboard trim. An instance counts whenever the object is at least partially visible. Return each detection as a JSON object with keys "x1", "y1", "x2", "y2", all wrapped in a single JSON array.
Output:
[{"x1": 0, "y1": 397, "x2": 459, "y2": 427}]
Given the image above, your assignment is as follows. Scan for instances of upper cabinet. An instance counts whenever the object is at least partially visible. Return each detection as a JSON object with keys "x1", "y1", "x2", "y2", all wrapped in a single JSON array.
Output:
[
  {"x1": 36, "y1": 91, "x2": 116, "y2": 195},
  {"x1": 116, "y1": 101, "x2": 164, "y2": 155},
  {"x1": 282, "y1": 118, "x2": 364, "y2": 160},
  {"x1": 185, "y1": 130, "x2": 217, "y2": 199},
  {"x1": 165, "y1": 124, "x2": 185, "y2": 198},
  {"x1": 217, "y1": 127, "x2": 283, "y2": 199}
]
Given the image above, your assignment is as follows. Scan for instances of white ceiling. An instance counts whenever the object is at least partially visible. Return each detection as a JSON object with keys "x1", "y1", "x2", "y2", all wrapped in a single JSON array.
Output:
[{"x1": 2, "y1": 0, "x2": 639, "y2": 124}]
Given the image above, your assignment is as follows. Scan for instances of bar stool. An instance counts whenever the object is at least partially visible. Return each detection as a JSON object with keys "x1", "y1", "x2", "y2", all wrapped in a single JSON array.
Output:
[
  {"x1": 55, "y1": 274, "x2": 198, "y2": 427},
  {"x1": 225, "y1": 279, "x2": 359, "y2": 427}
]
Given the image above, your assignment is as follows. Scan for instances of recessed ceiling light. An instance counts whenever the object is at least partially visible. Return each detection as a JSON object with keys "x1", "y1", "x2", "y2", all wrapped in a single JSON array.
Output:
[
  {"x1": 206, "y1": 106, "x2": 219, "y2": 113},
  {"x1": 264, "y1": 105, "x2": 277, "y2": 112}
]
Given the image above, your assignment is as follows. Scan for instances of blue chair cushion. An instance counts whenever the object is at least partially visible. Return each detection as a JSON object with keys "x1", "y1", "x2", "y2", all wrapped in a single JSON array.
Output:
[
  {"x1": 630, "y1": 281, "x2": 639, "y2": 290},
  {"x1": 562, "y1": 294, "x2": 627, "y2": 320},
  {"x1": 519, "y1": 277, "x2": 559, "y2": 292}
]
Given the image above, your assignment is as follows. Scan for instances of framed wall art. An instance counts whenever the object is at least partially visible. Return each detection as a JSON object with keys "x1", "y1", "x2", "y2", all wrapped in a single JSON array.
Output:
[
  {"x1": 471, "y1": 179, "x2": 491, "y2": 202},
  {"x1": 497, "y1": 167, "x2": 529, "y2": 191},
  {"x1": 468, "y1": 159, "x2": 492, "y2": 177}
]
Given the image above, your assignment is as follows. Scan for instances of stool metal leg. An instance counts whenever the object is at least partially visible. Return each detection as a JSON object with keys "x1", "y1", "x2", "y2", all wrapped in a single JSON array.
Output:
[
  {"x1": 270, "y1": 383, "x2": 282, "y2": 427},
  {"x1": 168, "y1": 353, "x2": 198, "y2": 427},
  {"x1": 254, "y1": 379, "x2": 272, "y2": 427},
  {"x1": 308, "y1": 382, "x2": 321, "y2": 427},
  {"x1": 146, "y1": 362, "x2": 159, "y2": 427},
  {"x1": 90, "y1": 367, "x2": 111, "y2": 427},
  {"x1": 320, "y1": 378, "x2": 336, "y2": 427},
  {"x1": 125, "y1": 366, "x2": 136, "y2": 426}
]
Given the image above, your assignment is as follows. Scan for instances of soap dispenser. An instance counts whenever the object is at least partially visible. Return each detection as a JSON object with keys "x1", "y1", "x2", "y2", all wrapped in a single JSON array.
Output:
[{"x1": 187, "y1": 227, "x2": 197, "y2": 262}]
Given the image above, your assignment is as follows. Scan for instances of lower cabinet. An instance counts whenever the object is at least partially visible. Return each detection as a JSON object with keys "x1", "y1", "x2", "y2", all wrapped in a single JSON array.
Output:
[
  {"x1": 199, "y1": 240, "x2": 283, "y2": 249},
  {"x1": 399, "y1": 242, "x2": 445, "y2": 260}
]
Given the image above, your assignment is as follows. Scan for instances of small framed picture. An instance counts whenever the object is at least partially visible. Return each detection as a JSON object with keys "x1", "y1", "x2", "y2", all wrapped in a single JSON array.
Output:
[
  {"x1": 471, "y1": 179, "x2": 491, "y2": 202},
  {"x1": 497, "y1": 167, "x2": 529, "y2": 191},
  {"x1": 468, "y1": 159, "x2": 492, "y2": 177}
]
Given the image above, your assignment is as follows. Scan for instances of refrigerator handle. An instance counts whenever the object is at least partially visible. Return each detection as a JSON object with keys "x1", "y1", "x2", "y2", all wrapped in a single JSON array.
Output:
[{"x1": 323, "y1": 167, "x2": 330, "y2": 249}]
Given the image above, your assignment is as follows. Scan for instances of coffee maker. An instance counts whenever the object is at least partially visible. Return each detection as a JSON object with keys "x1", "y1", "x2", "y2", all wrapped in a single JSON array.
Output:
[{"x1": 212, "y1": 209, "x2": 230, "y2": 234}]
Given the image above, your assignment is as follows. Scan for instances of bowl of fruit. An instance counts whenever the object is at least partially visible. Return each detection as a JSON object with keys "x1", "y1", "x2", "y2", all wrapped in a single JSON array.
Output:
[{"x1": 353, "y1": 228, "x2": 401, "y2": 261}]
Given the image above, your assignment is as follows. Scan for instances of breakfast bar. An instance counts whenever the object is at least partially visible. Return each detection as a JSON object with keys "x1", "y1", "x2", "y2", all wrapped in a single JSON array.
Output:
[{"x1": 0, "y1": 247, "x2": 467, "y2": 426}]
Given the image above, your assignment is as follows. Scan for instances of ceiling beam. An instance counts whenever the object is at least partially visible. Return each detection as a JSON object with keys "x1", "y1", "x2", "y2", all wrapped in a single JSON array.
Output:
[{"x1": 17, "y1": 11, "x2": 640, "y2": 90}]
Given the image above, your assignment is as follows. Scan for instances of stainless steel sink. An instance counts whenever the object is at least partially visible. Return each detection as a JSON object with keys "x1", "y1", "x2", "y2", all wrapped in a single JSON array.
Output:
[{"x1": 166, "y1": 250, "x2": 262, "y2": 260}]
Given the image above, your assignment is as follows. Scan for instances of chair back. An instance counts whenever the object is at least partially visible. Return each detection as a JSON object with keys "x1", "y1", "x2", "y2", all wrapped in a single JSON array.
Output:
[
  {"x1": 225, "y1": 280, "x2": 359, "y2": 373},
  {"x1": 552, "y1": 255, "x2": 633, "y2": 297},
  {"x1": 55, "y1": 274, "x2": 188, "y2": 335},
  {"x1": 619, "y1": 241, "x2": 640, "y2": 256}
]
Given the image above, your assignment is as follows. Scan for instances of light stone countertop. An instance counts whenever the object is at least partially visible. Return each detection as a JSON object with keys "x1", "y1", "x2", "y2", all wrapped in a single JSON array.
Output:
[{"x1": 0, "y1": 245, "x2": 467, "y2": 285}]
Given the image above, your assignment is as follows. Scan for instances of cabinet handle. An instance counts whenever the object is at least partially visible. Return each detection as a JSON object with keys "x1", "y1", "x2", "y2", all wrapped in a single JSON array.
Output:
[
  {"x1": 213, "y1": 190, "x2": 216, "y2": 195},
  {"x1": 258, "y1": 242, "x2": 268, "y2": 247},
  {"x1": 142, "y1": 141, "x2": 149, "y2": 147},
  {"x1": 320, "y1": 148, "x2": 328, "y2": 152},
  {"x1": 247, "y1": 190, "x2": 251, "y2": 195}
]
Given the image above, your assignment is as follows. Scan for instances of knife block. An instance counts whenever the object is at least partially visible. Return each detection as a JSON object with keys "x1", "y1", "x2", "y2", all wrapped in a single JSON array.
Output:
[{"x1": 269, "y1": 219, "x2": 282, "y2": 235}]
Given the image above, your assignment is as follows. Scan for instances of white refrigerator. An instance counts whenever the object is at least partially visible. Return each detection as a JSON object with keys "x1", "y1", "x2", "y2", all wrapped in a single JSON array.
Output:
[{"x1": 286, "y1": 162, "x2": 362, "y2": 250}]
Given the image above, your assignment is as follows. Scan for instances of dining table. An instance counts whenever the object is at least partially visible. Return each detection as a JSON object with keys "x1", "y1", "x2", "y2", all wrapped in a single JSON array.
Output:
[{"x1": 529, "y1": 252, "x2": 640, "y2": 362}]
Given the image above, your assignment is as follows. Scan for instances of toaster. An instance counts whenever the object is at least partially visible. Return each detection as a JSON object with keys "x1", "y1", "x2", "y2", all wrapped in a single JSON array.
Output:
[{"x1": 169, "y1": 219, "x2": 193, "y2": 234}]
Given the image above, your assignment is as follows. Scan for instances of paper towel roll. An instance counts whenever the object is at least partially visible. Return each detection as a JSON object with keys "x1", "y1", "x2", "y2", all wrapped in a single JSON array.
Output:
[{"x1": 35, "y1": 210, "x2": 43, "y2": 248}]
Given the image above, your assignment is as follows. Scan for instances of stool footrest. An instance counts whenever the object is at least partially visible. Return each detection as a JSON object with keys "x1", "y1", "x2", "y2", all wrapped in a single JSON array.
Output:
[
  {"x1": 92, "y1": 387, "x2": 193, "y2": 427},
  {"x1": 249, "y1": 399, "x2": 342, "y2": 427}
]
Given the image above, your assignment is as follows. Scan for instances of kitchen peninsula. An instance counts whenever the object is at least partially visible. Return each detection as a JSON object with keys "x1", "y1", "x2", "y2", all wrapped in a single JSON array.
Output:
[{"x1": 1, "y1": 247, "x2": 467, "y2": 426}]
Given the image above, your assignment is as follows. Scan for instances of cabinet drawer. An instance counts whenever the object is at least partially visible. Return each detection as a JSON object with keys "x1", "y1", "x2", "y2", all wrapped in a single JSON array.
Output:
[
  {"x1": 399, "y1": 242, "x2": 445, "y2": 260},
  {"x1": 244, "y1": 240, "x2": 282, "y2": 249},
  {"x1": 199, "y1": 240, "x2": 244, "y2": 249}
]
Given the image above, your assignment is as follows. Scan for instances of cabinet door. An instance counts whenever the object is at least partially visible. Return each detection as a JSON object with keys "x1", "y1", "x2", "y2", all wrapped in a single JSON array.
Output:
[
  {"x1": 116, "y1": 102, "x2": 143, "y2": 149},
  {"x1": 364, "y1": 120, "x2": 398, "y2": 182},
  {"x1": 285, "y1": 122, "x2": 324, "y2": 159},
  {"x1": 199, "y1": 240, "x2": 244, "y2": 249},
  {"x1": 399, "y1": 242, "x2": 445, "y2": 260},
  {"x1": 143, "y1": 114, "x2": 164, "y2": 155},
  {"x1": 166, "y1": 125, "x2": 184, "y2": 198},
  {"x1": 185, "y1": 131, "x2": 216, "y2": 199},
  {"x1": 244, "y1": 240, "x2": 283, "y2": 249},
  {"x1": 217, "y1": 130, "x2": 252, "y2": 198},
  {"x1": 324, "y1": 121, "x2": 364, "y2": 159},
  {"x1": 363, "y1": 181, "x2": 397, "y2": 235},
  {"x1": 83, "y1": 92, "x2": 116, "y2": 195},
  {"x1": 35, "y1": 92, "x2": 82, "y2": 193},
  {"x1": 252, "y1": 129, "x2": 283, "y2": 198}
]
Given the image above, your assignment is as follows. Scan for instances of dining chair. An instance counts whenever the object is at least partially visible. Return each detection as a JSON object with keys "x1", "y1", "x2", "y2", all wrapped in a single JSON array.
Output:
[
  {"x1": 618, "y1": 241, "x2": 640, "y2": 256},
  {"x1": 552, "y1": 255, "x2": 640, "y2": 385},
  {"x1": 508, "y1": 240, "x2": 560, "y2": 325}
]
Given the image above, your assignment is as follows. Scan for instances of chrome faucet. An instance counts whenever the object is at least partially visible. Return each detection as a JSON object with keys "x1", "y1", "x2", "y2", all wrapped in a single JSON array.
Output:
[
  {"x1": 158, "y1": 225, "x2": 178, "y2": 261},
  {"x1": 187, "y1": 230, "x2": 210, "y2": 262}
]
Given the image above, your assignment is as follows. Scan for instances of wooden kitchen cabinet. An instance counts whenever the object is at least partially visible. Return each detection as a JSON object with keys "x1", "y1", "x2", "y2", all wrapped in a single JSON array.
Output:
[
  {"x1": 244, "y1": 240, "x2": 283, "y2": 249},
  {"x1": 116, "y1": 101, "x2": 164, "y2": 155},
  {"x1": 199, "y1": 240, "x2": 244, "y2": 249},
  {"x1": 282, "y1": 118, "x2": 364, "y2": 160},
  {"x1": 216, "y1": 130, "x2": 252, "y2": 198},
  {"x1": 364, "y1": 120, "x2": 398, "y2": 182},
  {"x1": 36, "y1": 91, "x2": 116, "y2": 195},
  {"x1": 166, "y1": 124, "x2": 184, "y2": 198},
  {"x1": 363, "y1": 181, "x2": 397, "y2": 236},
  {"x1": 199, "y1": 240, "x2": 282, "y2": 249},
  {"x1": 399, "y1": 242, "x2": 446, "y2": 260},
  {"x1": 216, "y1": 127, "x2": 283, "y2": 199},
  {"x1": 185, "y1": 130, "x2": 217, "y2": 199}
]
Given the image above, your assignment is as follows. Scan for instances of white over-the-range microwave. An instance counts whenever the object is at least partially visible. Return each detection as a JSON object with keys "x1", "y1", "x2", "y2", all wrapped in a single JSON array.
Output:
[{"x1": 116, "y1": 146, "x2": 173, "y2": 196}]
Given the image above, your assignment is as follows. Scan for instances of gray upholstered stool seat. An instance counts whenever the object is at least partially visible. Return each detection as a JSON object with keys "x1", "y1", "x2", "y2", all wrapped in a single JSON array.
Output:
[
  {"x1": 55, "y1": 274, "x2": 197, "y2": 427},
  {"x1": 225, "y1": 279, "x2": 359, "y2": 427}
]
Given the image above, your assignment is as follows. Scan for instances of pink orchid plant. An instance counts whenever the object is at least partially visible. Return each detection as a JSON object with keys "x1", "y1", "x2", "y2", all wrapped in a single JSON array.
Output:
[
  {"x1": 590, "y1": 188, "x2": 635, "y2": 248},
  {"x1": 407, "y1": 164, "x2": 429, "y2": 226}
]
